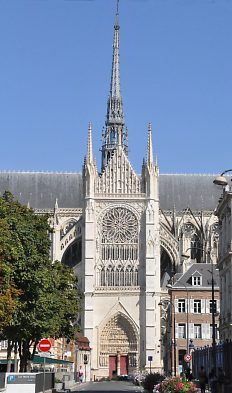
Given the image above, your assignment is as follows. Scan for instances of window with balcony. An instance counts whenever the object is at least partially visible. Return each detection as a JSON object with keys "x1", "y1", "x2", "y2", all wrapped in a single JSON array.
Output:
[
  {"x1": 178, "y1": 299, "x2": 186, "y2": 313},
  {"x1": 194, "y1": 324, "x2": 202, "y2": 338},
  {"x1": 194, "y1": 300, "x2": 201, "y2": 313}
]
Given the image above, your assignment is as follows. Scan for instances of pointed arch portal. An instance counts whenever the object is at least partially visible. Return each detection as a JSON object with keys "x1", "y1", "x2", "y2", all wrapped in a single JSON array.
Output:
[{"x1": 99, "y1": 312, "x2": 138, "y2": 376}]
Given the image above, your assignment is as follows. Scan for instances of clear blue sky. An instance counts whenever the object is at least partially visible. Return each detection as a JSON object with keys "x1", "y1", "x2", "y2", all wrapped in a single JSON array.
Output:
[{"x1": 0, "y1": 0, "x2": 231, "y2": 174}]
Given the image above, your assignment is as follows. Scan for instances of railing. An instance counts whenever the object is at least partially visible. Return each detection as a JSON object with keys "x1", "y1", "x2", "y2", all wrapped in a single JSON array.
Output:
[{"x1": 192, "y1": 340, "x2": 232, "y2": 392}]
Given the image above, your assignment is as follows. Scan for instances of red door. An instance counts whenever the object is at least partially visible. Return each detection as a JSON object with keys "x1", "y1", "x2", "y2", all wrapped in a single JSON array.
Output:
[
  {"x1": 120, "y1": 355, "x2": 128, "y2": 375},
  {"x1": 109, "y1": 356, "x2": 117, "y2": 378}
]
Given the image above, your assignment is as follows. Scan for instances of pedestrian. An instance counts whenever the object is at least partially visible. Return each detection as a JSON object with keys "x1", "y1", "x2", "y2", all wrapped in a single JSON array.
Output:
[
  {"x1": 198, "y1": 366, "x2": 208, "y2": 393},
  {"x1": 79, "y1": 365, "x2": 84, "y2": 383},
  {"x1": 185, "y1": 367, "x2": 194, "y2": 381},
  {"x1": 209, "y1": 368, "x2": 217, "y2": 393},
  {"x1": 217, "y1": 367, "x2": 225, "y2": 393}
]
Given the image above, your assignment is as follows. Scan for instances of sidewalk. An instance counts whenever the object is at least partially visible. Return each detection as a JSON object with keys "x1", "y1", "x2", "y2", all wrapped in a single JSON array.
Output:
[{"x1": 45, "y1": 381, "x2": 91, "y2": 392}]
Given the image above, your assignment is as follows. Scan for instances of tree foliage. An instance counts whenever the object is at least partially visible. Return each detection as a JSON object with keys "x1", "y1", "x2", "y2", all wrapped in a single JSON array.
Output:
[{"x1": 0, "y1": 192, "x2": 80, "y2": 371}]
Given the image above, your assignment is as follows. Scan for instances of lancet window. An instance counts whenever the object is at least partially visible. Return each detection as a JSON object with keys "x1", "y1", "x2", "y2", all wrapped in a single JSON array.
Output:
[{"x1": 97, "y1": 207, "x2": 139, "y2": 287}]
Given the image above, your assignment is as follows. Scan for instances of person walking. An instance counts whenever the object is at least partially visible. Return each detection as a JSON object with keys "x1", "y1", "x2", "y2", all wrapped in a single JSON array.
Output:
[
  {"x1": 217, "y1": 367, "x2": 225, "y2": 393},
  {"x1": 198, "y1": 366, "x2": 208, "y2": 393},
  {"x1": 209, "y1": 368, "x2": 217, "y2": 393},
  {"x1": 79, "y1": 365, "x2": 84, "y2": 383}
]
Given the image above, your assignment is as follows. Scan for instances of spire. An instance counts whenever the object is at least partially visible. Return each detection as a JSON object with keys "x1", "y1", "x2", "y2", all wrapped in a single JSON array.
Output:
[
  {"x1": 147, "y1": 123, "x2": 154, "y2": 167},
  {"x1": 101, "y1": 0, "x2": 128, "y2": 171},
  {"x1": 87, "y1": 122, "x2": 94, "y2": 164},
  {"x1": 108, "y1": 0, "x2": 122, "y2": 118}
]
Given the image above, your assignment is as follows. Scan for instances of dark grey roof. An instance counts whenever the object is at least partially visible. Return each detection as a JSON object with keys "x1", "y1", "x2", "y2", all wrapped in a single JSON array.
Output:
[
  {"x1": 173, "y1": 263, "x2": 220, "y2": 289},
  {"x1": 0, "y1": 172, "x2": 83, "y2": 209},
  {"x1": 0, "y1": 172, "x2": 222, "y2": 210},
  {"x1": 159, "y1": 174, "x2": 222, "y2": 211}
]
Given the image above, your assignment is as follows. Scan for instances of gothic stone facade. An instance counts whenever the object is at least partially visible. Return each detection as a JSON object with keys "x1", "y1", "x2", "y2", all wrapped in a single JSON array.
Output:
[{"x1": 0, "y1": 10, "x2": 222, "y2": 378}]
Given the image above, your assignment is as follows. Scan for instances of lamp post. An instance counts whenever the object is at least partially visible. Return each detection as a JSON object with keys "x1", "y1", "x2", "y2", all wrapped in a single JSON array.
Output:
[
  {"x1": 159, "y1": 299, "x2": 176, "y2": 376},
  {"x1": 213, "y1": 169, "x2": 232, "y2": 187},
  {"x1": 185, "y1": 283, "x2": 189, "y2": 359},
  {"x1": 210, "y1": 260, "x2": 217, "y2": 371}
]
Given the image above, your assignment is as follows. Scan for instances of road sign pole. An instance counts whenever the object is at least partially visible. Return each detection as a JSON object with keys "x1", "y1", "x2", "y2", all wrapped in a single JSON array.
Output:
[
  {"x1": 43, "y1": 356, "x2": 46, "y2": 393},
  {"x1": 38, "y1": 339, "x2": 51, "y2": 393}
]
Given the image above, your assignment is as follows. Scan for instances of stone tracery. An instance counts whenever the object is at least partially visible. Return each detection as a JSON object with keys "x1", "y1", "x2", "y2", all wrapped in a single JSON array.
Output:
[{"x1": 97, "y1": 207, "x2": 139, "y2": 287}]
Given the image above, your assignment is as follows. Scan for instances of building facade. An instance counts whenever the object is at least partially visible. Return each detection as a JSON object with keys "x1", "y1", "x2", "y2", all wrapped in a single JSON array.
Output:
[
  {"x1": 161, "y1": 264, "x2": 220, "y2": 376},
  {"x1": 0, "y1": 9, "x2": 223, "y2": 378},
  {"x1": 215, "y1": 184, "x2": 232, "y2": 340}
]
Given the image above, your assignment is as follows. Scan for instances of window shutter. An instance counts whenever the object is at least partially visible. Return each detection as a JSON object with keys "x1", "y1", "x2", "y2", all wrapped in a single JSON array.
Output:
[
  {"x1": 188, "y1": 323, "x2": 194, "y2": 339},
  {"x1": 175, "y1": 299, "x2": 179, "y2": 313},
  {"x1": 206, "y1": 323, "x2": 210, "y2": 339},
  {"x1": 189, "y1": 299, "x2": 194, "y2": 313},
  {"x1": 175, "y1": 323, "x2": 179, "y2": 339},
  {"x1": 201, "y1": 299, "x2": 205, "y2": 313},
  {"x1": 206, "y1": 299, "x2": 210, "y2": 314},
  {"x1": 202, "y1": 323, "x2": 207, "y2": 339}
]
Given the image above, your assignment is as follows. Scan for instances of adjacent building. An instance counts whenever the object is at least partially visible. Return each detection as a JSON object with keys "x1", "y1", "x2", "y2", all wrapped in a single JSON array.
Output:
[
  {"x1": 215, "y1": 184, "x2": 232, "y2": 340},
  {"x1": 161, "y1": 264, "x2": 220, "y2": 375}
]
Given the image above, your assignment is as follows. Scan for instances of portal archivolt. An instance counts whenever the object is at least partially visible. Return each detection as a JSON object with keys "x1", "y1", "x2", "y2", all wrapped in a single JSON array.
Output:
[{"x1": 99, "y1": 312, "x2": 138, "y2": 369}]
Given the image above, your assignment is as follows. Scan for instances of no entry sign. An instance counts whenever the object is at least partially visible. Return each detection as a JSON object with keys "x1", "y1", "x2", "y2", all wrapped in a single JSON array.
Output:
[
  {"x1": 184, "y1": 354, "x2": 192, "y2": 362},
  {"x1": 38, "y1": 339, "x2": 52, "y2": 353}
]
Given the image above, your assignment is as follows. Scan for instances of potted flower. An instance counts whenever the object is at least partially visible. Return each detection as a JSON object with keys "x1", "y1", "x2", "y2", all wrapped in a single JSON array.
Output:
[
  {"x1": 54, "y1": 377, "x2": 63, "y2": 390},
  {"x1": 142, "y1": 372, "x2": 165, "y2": 393},
  {"x1": 154, "y1": 376, "x2": 199, "y2": 393}
]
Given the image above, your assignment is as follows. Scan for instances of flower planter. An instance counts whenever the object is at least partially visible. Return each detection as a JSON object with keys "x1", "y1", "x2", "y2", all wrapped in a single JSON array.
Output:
[{"x1": 54, "y1": 382, "x2": 63, "y2": 390}]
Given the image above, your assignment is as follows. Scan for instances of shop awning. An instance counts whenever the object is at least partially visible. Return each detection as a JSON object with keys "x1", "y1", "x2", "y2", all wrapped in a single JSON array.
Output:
[{"x1": 32, "y1": 355, "x2": 73, "y2": 365}]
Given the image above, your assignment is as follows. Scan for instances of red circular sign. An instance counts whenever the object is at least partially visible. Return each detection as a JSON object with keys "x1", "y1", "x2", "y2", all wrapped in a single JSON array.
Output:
[
  {"x1": 184, "y1": 354, "x2": 192, "y2": 362},
  {"x1": 38, "y1": 339, "x2": 52, "y2": 352}
]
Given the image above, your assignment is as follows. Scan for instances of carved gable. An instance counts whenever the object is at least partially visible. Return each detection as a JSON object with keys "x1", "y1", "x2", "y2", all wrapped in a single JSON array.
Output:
[{"x1": 95, "y1": 146, "x2": 142, "y2": 195}]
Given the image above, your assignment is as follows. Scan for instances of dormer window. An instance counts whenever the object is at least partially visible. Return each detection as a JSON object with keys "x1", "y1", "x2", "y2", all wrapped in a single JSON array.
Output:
[{"x1": 192, "y1": 275, "x2": 202, "y2": 286}]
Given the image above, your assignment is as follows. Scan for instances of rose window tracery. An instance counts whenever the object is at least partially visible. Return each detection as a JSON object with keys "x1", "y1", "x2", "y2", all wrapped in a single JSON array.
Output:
[
  {"x1": 102, "y1": 207, "x2": 137, "y2": 243},
  {"x1": 97, "y1": 207, "x2": 139, "y2": 288}
]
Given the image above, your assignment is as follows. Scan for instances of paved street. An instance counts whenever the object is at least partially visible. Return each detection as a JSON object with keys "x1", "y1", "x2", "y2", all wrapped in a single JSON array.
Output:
[{"x1": 72, "y1": 380, "x2": 144, "y2": 392}]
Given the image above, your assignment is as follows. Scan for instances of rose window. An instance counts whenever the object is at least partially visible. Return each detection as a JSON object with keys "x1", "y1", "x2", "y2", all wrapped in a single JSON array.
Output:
[
  {"x1": 97, "y1": 207, "x2": 139, "y2": 287},
  {"x1": 102, "y1": 207, "x2": 137, "y2": 243}
]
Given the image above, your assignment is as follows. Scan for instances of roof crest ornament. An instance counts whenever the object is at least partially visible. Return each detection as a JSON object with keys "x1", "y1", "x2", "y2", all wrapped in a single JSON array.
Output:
[
  {"x1": 87, "y1": 122, "x2": 94, "y2": 164},
  {"x1": 147, "y1": 123, "x2": 154, "y2": 167}
]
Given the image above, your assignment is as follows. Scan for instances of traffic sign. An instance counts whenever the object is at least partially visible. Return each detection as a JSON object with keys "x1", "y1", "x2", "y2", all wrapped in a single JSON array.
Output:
[
  {"x1": 38, "y1": 339, "x2": 51, "y2": 353},
  {"x1": 184, "y1": 354, "x2": 192, "y2": 362}
]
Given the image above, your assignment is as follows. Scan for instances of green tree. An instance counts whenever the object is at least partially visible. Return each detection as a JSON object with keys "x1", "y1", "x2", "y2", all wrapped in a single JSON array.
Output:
[{"x1": 0, "y1": 192, "x2": 80, "y2": 371}]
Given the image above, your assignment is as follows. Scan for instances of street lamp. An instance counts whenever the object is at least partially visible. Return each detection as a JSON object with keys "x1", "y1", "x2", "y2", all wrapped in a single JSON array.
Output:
[
  {"x1": 213, "y1": 169, "x2": 232, "y2": 187},
  {"x1": 210, "y1": 262, "x2": 217, "y2": 371},
  {"x1": 159, "y1": 299, "x2": 177, "y2": 376}
]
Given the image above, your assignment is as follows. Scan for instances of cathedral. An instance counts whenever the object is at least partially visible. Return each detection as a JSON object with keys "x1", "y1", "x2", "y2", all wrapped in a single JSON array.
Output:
[{"x1": 0, "y1": 8, "x2": 221, "y2": 378}]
